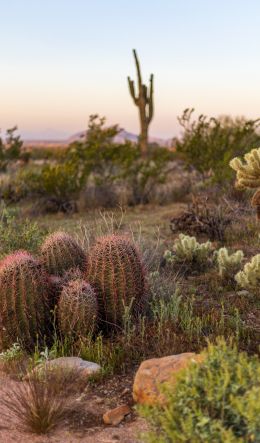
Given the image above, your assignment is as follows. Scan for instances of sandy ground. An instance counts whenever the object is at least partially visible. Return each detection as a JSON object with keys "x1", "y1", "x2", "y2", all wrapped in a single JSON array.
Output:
[{"x1": 0, "y1": 370, "x2": 147, "y2": 443}]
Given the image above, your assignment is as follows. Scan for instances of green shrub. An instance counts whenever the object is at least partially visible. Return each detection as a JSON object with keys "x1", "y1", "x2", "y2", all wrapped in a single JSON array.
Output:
[
  {"x1": 176, "y1": 109, "x2": 260, "y2": 184},
  {"x1": 18, "y1": 162, "x2": 81, "y2": 212},
  {"x1": 0, "y1": 207, "x2": 47, "y2": 258},
  {"x1": 68, "y1": 114, "x2": 174, "y2": 205},
  {"x1": 141, "y1": 339, "x2": 260, "y2": 443},
  {"x1": 0, "y1": 126, "x2": 24, "y2": 170}
]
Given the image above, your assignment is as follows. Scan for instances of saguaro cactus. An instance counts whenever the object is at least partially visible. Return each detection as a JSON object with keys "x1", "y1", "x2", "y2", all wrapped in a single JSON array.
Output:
[
  {"x1": 127, "y1": 49, "x2": 154, "y2": 158},
  {"x1": 0, "y1": 251, "x2": 50, "y2": 350},
  {"x1": 86, "y1": 235, "x2": 147, "y2": 326}
]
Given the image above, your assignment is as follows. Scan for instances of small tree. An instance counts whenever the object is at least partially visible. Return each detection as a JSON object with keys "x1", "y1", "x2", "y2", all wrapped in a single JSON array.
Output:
[
  {"x1": 5, "y1": 126, "x2": 23, "y2": 161},
  {"x1": 127, "y1": 50, "x2": 154, "y2": 158},
  {"x1": 0, "y1": 126, "x2": 24, "y2": 170}
]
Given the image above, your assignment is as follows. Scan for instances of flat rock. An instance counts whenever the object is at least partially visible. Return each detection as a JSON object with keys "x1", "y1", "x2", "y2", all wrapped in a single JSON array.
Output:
[
  {"x1": 103, "y1": 404, "x2": 131, "y2": 426},
  {"x1": 25, "y1": 357, "x2": 101, "y2": 380},
  {"x1": 133, "y1": 352, "x2": 203, "y2": 406}
]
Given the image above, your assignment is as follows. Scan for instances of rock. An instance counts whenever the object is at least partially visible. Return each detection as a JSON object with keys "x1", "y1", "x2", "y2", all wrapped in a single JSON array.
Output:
[
  {"x1": 133, "y1": 353, "x2": 203, "y2": 406},
  {"x1": 103, "y1": 404, "x2": 131, "y2": 426},
  {"x1": 237, "y1": 290, "x2": 251, "y2": 297},
  {"x1": 25, "y1": 357, "x2": 101, "y2": 380}
]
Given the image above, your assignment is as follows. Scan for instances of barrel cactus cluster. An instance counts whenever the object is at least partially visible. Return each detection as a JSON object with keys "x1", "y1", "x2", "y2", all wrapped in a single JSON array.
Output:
[{"x1": 0, "y1": 230, "x2": 147, "y2": 351}]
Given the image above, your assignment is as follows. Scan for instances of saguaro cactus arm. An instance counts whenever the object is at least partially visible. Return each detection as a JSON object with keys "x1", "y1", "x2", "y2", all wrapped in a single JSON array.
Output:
[{"x1": 148, "y1": 73, "x2": 154, "y2": 124}]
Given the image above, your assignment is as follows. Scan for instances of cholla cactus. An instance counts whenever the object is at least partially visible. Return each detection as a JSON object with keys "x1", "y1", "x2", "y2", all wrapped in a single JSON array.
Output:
[
  {"x1": 235, "y1": 254, "x2": 260, "y2": 290},
  {"x1": 40, "y1": 231, "x2": 86, "y2": 276},
  {"x1": 0, "y1": 251, "x2": 50, "y2": 350},
  {"x1": 230, "y1": 148, "x2": 260, "y2": 218},
  {"x1": 58, "y1": 280, "x2": 98, "y2": 339},
  {"x1": 164, "y1": 234, "x2": 212, "y2": 266},
  {"x1": 229, "y1": 148, "x2": 260, "y2": 189},
  {"x1": 86, "y1": 235, "x2": 147, "y2": 326},
  {"x1": 214, "y1": 247, "x2": 244, "y2": 280}
]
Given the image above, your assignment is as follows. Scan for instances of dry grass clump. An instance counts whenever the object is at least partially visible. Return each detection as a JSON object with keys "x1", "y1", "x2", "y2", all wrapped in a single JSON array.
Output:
[{"x1": 0, "y1": 365, "x2": 87, "y2": 434}]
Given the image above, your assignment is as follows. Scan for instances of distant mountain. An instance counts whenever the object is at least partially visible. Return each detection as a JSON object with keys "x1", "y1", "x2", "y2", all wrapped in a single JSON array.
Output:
[
  {"x1": 68, "y1": 129, "x2": 173, "y2": 147},
  {"x1": 24, "y1": 129, "x2": 173, "y2": 148}
]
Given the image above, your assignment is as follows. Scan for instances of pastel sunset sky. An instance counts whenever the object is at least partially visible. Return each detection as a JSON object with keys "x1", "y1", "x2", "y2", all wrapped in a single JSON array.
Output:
[{"x1": 1, "y1": 0, "x2": 260, "y2": 139}]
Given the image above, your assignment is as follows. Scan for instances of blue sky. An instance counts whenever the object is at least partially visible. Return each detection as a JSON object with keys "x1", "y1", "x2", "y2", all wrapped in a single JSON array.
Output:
[{"x1": 1, "y1": 0, "x2": 260, "y2": 139}]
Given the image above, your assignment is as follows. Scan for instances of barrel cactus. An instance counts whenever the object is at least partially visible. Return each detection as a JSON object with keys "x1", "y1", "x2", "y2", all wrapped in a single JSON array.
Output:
[
  {"x1": 58, "y1": 280, "x2": 98, "y2": 339},
  {"x1": 40, "y1": 231, "x2": 86, "y2": 277},
  {"x1": 86, "y1": 235, "x2": 147, "y2": 326},
  {"x1": 0, "y1": 251, "x2": 50, "y2": 350},
  {"x1": 62, "y1": 267, "x2": 84, "y2": 285}
]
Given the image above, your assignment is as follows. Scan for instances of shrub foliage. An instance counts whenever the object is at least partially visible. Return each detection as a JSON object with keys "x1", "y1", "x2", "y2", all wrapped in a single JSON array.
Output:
[{"x1": 141, "y1": 339, "x2": 260, "y2": 443}]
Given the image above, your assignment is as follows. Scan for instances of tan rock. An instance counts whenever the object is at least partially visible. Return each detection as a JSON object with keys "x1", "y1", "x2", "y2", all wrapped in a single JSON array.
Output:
[
  {"x1": 133, "y1": 352, "x2": 203, "y2": 406},
  {"x1": 103, "y1": 404, "x2": 131, "y2": 426}
]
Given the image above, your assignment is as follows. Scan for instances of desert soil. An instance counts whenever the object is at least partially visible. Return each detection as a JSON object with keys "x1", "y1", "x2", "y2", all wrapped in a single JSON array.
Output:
[{"x1": 0, "y1": 370, "x2": 147, "y2": 443}]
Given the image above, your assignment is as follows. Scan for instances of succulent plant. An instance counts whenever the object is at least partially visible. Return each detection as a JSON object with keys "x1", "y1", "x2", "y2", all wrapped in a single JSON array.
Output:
[
  {"x1": 86, "y1": 235, "x2": 147, "y2": 326},
  {"x1": 235, "y1": 254, "x2": 260, "y2": 290},
  {"x1": 0, "y1": 251, "x2": 50, "y2": 350},
  {"x1": 214, "y1": 247, "x2": 244, "y2": 280},
  {"x1": 230, "y1": 148, "x2": 260, "y2": 219},
  {"x1": 58, "y1": 279, "x2": 98, "y2": 338},
  {"x1": 40, "y1": 231, "x2": 86, "y2": 277},
  {"x1": 164, "y1": 234, "x2": 213, "y2": 266}
]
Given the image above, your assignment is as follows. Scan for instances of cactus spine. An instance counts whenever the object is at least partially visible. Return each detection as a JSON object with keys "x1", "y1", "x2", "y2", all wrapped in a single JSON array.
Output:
[
  {"x1": 86, "y1": 235, "x2": 147, "y2": 326},
  {"x1": 40, "y1": 231, "x2": 86, "y2": 276},
  {"x1": 0, "y1": 251, "x2": 50, "y2": 350},
  {"x1": 127, "y1": 49, "x2": 154, "y2": 158},
  {"x1": 58, "y1": 280, "x2": 98, "y2": 339}
]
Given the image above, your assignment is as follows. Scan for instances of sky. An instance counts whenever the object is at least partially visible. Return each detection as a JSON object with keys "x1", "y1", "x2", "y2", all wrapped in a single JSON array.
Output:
[{"x1": 0, "y1": 0, "x2": 260, "y2": 140}]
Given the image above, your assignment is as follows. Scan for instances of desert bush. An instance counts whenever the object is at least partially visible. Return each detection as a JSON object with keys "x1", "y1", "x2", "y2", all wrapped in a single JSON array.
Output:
[
  {"x1": 214, "y1": 247, "x2": 244, "y2": 281},
  {"x1": 235, "y1": 254, "x2": 260, "y2": 291},
  {"x1": 79, "y1": 183, "x2": 123, "y2": 209},
  {"x1": 170, "y1": 198, "x2": 232, "y2": 241},
  {"x1": 68, "y1": 115, "x2": 174, "y2": 206},
  {"x1": 141, "y1": 339, "x2": 260, "y2": 443},
  {"x1": 0, "y1": 206, "x2": 47, "y2": 257},
  {"x1": 176, "y1": 109, "x2": 260, "y2": 184},
  {"x1": 18, "y1": 162, "x2": 81, "y2": 213},
  {"x1": 122, "y1": 146, "x2": 175, "y2": 205},
  {"x1": 164, "y1": 234, "x2": 213, "y2": 270},
  {"x1": 1, "y1": 366, "x2": 87, "y2": 434},
  {"x1": 0, "y1": 126, "x2": 24, "y2": 171}
]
